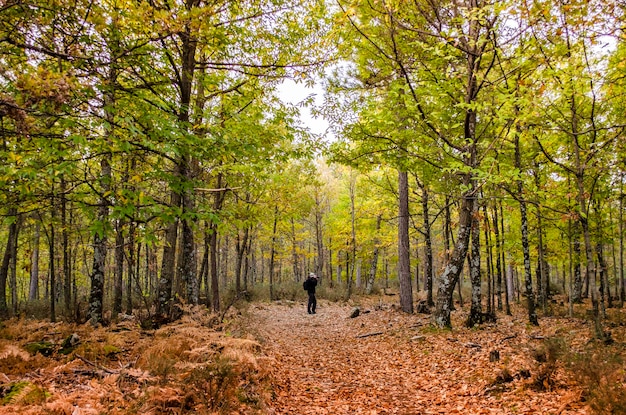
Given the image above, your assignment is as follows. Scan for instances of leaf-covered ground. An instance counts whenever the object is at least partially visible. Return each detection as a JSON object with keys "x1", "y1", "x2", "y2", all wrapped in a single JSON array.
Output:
[
  {"x1": 0, "y1": 297, "x2": 624, "y2": 414},
  {"x1": 248, "y1": 298, "x2": 626, "y2": 415}
]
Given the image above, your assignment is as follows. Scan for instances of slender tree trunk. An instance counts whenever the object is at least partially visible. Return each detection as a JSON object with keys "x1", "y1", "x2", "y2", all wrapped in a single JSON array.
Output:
[
  {"x1": 483, "y1": 203, "x2": 495, "y2": 317},
  {"x1": 269, "y1": 206, "x2": 279, "y2": 301},
  {"x1": 208, "y1": 175, "x2": 225, "y2": 312},
  {"x1": 29, "y1": 221, "x2": 41, "y2": 301},
  {"x1": 398, "y1": 169, "x2": 413, "y2": 313},
  {"x1": 498, "y1": 202, "x2": 511, "y2": 315},
  {"x1": 126, "y1": 224, "x2": 135, "y2": 315},
  {"x1": 157, "y1": 193, "x2": 180, "y2": 318},
  {"x1": 347, "y1": 175, "x2": 357, "y2": 300},
  {"x1": 597, "y1": 242, "x2": 609, "y2": 313},
  {"x1": 314, "y1": 188, "x2": 325, "y2": 281},
  {"x1": 182, "y1": 191, "x2": 199, "y2": 305},
  {"x1": 113, "y1": 220, "x2": 124, "y2": 317},
  {"x1": 619, "y1": 180, "x2": 626, "y2": 308},
  {"x1": 88, "y1": 156, "x2": 110, "y2": 326},
  {"x1": 291, "y1": 219, "x2": 299, "y2": 281},
  {"x1": 420, "y1": 183, "x2": 434, "y2": 307},
  {"x1": 366, "y1": 215, "x2": 382, "y2": 295},
  {"x1": 434, "y1": 189, "x2": 474, "y2": 328},
  {"x1": 568, "y1": 218, "x2": 574, "y2": 316},
  {"x1": 492, "y1": 204, "x2": 503, "y2": 312},
  {"x1": 61, "y1": 176, "x2": 71, "y2": 316},
  {"x1": 243, "y1": 231, "x2": 252, "y2": 291},
  {"x1": 199, "y1": 223, "x2": 210, "y2": 306},
  {"x1": 515, "y1": 134, "x2": 539, "y2": 326},
  {"x1": 235, "y1": 226, "x2": 249, "y2": 295},
  {"x1": 8, "y1": 217, "x2": 21, "y2": 316},
  {"x1": 572, "y1": 227, "x2": 583, "y2": 302},
  {"x1": 466, "y1": 201, "x2": 482, "y2": 327},
  {"x1": 327, "y1": 238, "x2": 333, "y2": 288}
]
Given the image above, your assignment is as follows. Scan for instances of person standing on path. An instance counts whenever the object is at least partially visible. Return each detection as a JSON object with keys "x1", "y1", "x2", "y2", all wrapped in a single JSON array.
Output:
[{"x1": 303, "y1": 273, "x2": 318, "y2": 314}]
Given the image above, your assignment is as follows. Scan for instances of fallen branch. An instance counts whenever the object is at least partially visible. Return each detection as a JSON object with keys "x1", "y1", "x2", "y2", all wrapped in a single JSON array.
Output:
[
  {"x1": 464, "y1": 342, "x2": 482, "y2": 349},
  {"x1": 500, "y1": 334, "x2": 517, "y2": 343},
  {"x1": 75, "y1": 353, "x2": 118, "y2": 374},
  {"x1": 356, "y1": 331, "x2": 383, "y2": 339}
]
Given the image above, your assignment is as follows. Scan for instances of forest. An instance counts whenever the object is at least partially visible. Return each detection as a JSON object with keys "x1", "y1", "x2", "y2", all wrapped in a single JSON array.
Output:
[{"x1": 1, "y1": 0, "x2": 626, "y2": 414}]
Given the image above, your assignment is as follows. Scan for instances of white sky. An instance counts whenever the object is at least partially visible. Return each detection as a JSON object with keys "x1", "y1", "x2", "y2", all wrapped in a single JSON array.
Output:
[{"x1": 277, "y1": 79, "x2": 329, "y2": 137}]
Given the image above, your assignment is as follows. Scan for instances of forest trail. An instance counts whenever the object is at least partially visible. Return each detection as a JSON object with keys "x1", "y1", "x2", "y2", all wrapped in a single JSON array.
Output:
[{"x1": 248, "y1": 299, "x2": 589, "y2": 415}]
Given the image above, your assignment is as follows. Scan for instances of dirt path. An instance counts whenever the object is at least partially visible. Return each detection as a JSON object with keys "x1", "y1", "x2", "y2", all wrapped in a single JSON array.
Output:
[{"x1": 248, "y1": 299, "x2": 589, "y2": 415}]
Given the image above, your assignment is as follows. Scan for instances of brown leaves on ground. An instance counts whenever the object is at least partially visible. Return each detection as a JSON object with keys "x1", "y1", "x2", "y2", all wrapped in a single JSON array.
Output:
[
  {"x1": 0, "y1": 298, "x2": 624, "y2": 415},
  {"x1": 248, "y1": 298, "x2": 626, "y2": 415},
  {"x1": 0, "y1": 306, "x2": 270, "y2": 415}
]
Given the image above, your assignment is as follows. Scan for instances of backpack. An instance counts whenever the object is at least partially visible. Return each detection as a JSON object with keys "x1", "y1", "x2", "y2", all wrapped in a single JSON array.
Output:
[{"x1": 303, "y1": 279, "x2": 310, "y2": 291}]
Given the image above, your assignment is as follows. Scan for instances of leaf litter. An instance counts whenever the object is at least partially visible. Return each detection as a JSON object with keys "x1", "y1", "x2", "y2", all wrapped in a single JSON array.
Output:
[
  {"x1": 0, "y1": 298, "x2": 623, "y2": 414},
  {"x1": 248, "y1": 298, "x2": 626, "y2": 415}
]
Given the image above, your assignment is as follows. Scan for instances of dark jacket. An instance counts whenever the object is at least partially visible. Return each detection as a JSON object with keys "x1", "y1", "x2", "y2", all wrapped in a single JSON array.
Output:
[{"x1": 304, "y1": 277, "x2": 317, "y2": 294}]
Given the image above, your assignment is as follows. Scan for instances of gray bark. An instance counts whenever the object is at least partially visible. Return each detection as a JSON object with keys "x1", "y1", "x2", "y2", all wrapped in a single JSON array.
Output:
[
  {"x1": 433, "y1": 190, "x2": 474, "y2": 328},
  {"x1": 29, "y1": 221, "x2": 40, "y2": 301},
  {"x1": 88, "y1": 156, "x2": 111, "y2": 326},
  {"x1": 398, "y1": 170, "x2": 413, "y2": 314},
  {"x1": 419, "y1": 183, "x2": 434, "y2": 307},
  {"x1": 466, "y1": 201, "x2": 482, "y2": 327},
  {"x1": 515, "y1": 129, "x2": 538, "y2": 326},
  {"x1": 113, "y1": 220, "x2": 124, "y2": 317},
  {"x1": 366, "y1": 215, "x2": 382, "y2": 295}
]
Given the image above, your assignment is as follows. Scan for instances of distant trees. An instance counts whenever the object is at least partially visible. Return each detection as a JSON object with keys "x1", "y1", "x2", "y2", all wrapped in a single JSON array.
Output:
[
  {"x1": 328, "y1": 0, "x2": 624, "y2": 330},
  {"x1": 1, "y1": 0, "x2": 625, "y2": 332}
]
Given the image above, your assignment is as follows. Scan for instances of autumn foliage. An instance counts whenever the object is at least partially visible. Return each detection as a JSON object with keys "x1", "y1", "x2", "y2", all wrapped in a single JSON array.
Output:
[{"x1": 0, "y1": 297, "x2": 624, "y2": 414}]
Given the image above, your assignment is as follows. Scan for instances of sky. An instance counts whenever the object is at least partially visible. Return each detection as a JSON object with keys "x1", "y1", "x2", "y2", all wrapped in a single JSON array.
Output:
[{"x1": 276, "y1": 78, "x2": 330, "y2": 138}]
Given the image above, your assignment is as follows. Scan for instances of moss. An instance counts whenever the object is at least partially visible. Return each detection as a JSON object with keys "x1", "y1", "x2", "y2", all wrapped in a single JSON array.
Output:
[
  {"x1": 103, "y1": 344, "x2": 122, "y2": 356},
  {"x1": 23, "y1": 341, "x2": 54, "y2": 357}
]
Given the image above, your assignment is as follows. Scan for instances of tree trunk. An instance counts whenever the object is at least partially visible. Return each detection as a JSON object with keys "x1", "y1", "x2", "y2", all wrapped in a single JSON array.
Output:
[
  {"x1": 466, "y1": 201, "x2": 482, "y2": 327},
  {"x1": 597, "y1": 242, "x2": 609, "y2": 313},
  {"x1": 498, "y1": 203, "x2": 511, "y2": 315},
  {"x1": 126, "y1": 223, "x2": 136, "y2": 315},
  {"x1": 291, "y1": 219, "x2": 299, "y2": 281},
  {"x1": 434, "y1": 190, "x2": 474, "y2": 327},
  {"x1": 492, "y1": 203, "x2": 503, "y2": 312},
  {"x1": 420, "y1": 183, "x2": 434, "y2": 307},
  {"x1": 235, "y1": 226, "x2": 249, "y2": 295},
  {"x1": 210, "y1": 175, "x2": 225, "y2": 312},
  {"x1": 572, "y1": 227, "x2": 583, "y2": 303},
  {"x1": 515, "y1": 133, "x2": 539, "y2": 326},
  {"x1": 269, "y1": 206, "x2": 279, "y2": 301},
  {"x1": 398, "y1": 169, "x2": 413, "y2": 314},
  {"x1": 113, "y1": 220, "x2": 124, "y2": 317},
  {"x1": 314, "y1": 188, "x2": 325, "y2": 281},
  {"x1": 88, "y1": 159, "x2": 110, "y2": 326},
  {"x1": 8, "y1": 216, "x2": 21, "y2": 316},
  {"x1": 483, "y1": 203, "x2": 495, "y2": 317},
  {"x1": 199, "y1": 223, "x2": 210, "y2": 306},
  {"x1": 619, "y1": 180, "x2": 626, "y2": 308},
  {"x1": 157, "y1": 194, "x2": 180, "y2": 318},
  {"x1": 181, "y1": 177, "x2": 199, "y2": 305},
  {"x1": 61, "y1": 176, "x2": 71, "y2": 316},
  {"x1": 29, "y1": 221, "x2": 41, "y2": 301},
  {"x1": 366, "y1": 215, "x2": 382, "y2": 295},
  {"x1": 347, "y1": 174, "x2": 357, "y2": 300}
]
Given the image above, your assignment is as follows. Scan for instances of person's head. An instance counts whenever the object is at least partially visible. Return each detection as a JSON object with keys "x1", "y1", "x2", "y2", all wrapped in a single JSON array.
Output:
[{"x1": 310, "y1": 272, "x2": 317, "y2": 279}]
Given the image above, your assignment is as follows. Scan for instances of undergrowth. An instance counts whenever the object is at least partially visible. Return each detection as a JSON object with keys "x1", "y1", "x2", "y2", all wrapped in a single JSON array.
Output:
[{"x1": 567, "y1": 344, "x2": 626, "y2": 414}]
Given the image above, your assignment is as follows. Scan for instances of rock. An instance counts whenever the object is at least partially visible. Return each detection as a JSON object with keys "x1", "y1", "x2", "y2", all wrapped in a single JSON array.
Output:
[
  {"x1": 349, "y1": 307, "x2": 360, "y2": 318},
  {"x1": 60, "y1": 333, "x2": 80, "y2": 354}
]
